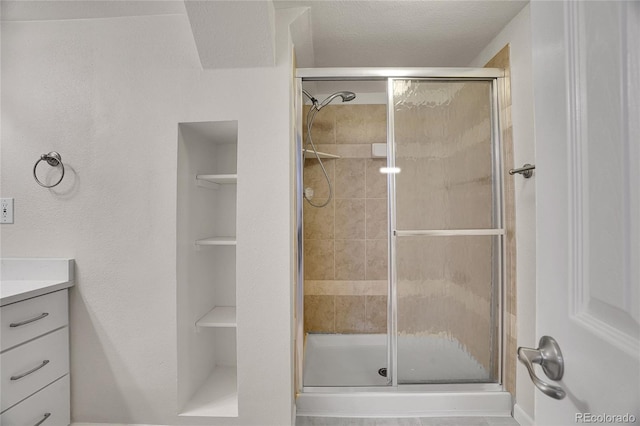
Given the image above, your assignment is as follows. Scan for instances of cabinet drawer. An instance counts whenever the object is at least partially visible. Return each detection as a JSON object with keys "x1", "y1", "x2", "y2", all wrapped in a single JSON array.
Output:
[
  {"x1": 1, "y1": 290, "x2": 68, "y2": 352},
  {"x1": 1, "y1": 327, "x2": 69, "y2": 412},
  {"x1": 0, "y1": 375, "x2": 69, "y2": 426}
]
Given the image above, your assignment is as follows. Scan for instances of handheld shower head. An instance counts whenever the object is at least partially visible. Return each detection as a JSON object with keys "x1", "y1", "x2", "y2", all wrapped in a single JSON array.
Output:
[
  {"x1": 339, "y1": 91, "x2": 356, "y2": 102},
  {"x1": 301, "y1": 88, "x2": 356, "y2": 208},
  {"x1": 318, "y1": 91, "x2": 357, "y2": 110}
]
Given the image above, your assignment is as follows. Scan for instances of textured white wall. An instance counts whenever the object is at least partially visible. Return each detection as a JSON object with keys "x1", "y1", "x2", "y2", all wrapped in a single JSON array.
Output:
[
  {"x1": 1, "y1": 11, "x2": 294, "y2": 426},
  {"x1": 469, "y1": 4, "x2": 536, "y2": 423}
]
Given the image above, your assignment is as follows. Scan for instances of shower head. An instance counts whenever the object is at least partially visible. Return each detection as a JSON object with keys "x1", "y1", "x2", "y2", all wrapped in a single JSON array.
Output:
[
  {"x1": 339, "y1": 91, "x2": 357, "y2": 102},
  {"x1": 318, "y1": 91, "x2": 357, "y2": 110}
]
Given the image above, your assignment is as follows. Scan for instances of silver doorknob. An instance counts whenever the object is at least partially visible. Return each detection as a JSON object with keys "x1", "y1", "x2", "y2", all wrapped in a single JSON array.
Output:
[{"x1": 518, "y1": 336, "x2": 566, "y2": 400}]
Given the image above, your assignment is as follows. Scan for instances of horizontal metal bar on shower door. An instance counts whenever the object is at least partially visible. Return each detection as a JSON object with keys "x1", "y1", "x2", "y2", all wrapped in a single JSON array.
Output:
[
  {"x1": 297, "y1": 67, "x2": 504, "y2": 80},
  {"x1": 302, "y1": 382, "x2": 504, "y2": 393},
  {"x1": 395, "y1": 229, "x2": 505, "y2": 237}
]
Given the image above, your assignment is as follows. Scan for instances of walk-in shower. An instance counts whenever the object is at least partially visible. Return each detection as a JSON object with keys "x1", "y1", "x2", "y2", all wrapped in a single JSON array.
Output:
[{"x1": 295, "y1": 68, "x2": 511, "y2": 416}]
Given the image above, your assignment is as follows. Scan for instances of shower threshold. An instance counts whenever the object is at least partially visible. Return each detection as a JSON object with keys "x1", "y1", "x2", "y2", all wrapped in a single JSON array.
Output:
[{"x1": 296, "y1": 390, "x2": 512, "y2": 418}]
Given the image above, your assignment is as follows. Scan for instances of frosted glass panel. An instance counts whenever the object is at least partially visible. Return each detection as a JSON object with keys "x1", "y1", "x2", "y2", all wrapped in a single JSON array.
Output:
[
  {"x1": 392, "y1": 79, "x2": 499, "y2": 384},
  {"x1": 393, "y1": 80, "x2": 494, "y2": 230},
  {"x1": 396, "y1": 235, "x2": 498, "y2": 383}
]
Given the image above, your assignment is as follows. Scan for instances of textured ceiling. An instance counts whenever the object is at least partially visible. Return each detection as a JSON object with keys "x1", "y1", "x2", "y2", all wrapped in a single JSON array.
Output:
[{"x1": 273, "y1": 0, "x2": 528, "y2": 67}]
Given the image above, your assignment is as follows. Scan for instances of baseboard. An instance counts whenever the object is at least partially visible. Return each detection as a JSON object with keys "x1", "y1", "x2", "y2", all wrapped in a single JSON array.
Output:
[{"x1": 513, "y1": 403, "x2": 534, "y2": 426}]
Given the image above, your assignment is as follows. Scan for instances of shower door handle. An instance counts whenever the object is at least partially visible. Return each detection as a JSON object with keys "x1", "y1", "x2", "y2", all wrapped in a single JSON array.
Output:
[{"x1": 517, "y1": 336, "x2": 566, "y2": 400}]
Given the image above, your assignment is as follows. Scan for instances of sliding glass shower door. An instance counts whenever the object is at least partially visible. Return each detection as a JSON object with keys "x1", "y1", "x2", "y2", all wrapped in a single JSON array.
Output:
[
  {"x1": 296, "y1": 72, "x2": 505, "y2": 391},
  {"x1": 388, "y1": 79, "x2": 502, "y2": 384}
]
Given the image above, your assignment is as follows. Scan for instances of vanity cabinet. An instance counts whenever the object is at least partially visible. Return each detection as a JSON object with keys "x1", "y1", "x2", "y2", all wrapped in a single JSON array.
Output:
[{"x1": 0, "y1": 258, "x2": 74, "y2": 426}]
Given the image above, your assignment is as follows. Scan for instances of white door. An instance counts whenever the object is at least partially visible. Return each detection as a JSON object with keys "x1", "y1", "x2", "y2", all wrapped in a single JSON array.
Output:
[{"x1": 531, "y1": 1, "x2": 639, "y2": 425}]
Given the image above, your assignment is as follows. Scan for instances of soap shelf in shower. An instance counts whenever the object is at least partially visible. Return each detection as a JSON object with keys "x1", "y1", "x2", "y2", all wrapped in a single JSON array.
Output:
[
  {"x1": 196, "y1": 306, "x2": 237, "y2": 328},
  {"x1": 195, "y1": 237, "x2": 237, "y2": 246},
  {"x1": 303, "y1": 149, "x2": 340, "y2": 159}
]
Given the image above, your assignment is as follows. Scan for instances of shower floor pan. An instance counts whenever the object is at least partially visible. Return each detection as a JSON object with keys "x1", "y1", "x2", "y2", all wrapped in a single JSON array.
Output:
[
  {"x1": 304, "y1": 333, "x2": 490, "y2": 387},
  {"x1": 299, "y1": 333, "x2": 511, "y2": 417}
]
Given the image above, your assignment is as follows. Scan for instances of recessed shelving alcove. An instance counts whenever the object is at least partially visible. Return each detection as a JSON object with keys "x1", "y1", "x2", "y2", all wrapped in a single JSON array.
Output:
[{"x1": 177, "y1": 120, "x2": 238, "y2": 418}]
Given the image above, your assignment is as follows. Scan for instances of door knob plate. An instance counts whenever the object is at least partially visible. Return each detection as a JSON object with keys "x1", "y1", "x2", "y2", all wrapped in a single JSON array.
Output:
[{"x1": 539, "y1": 335, "x2": 564, "y2": 380}]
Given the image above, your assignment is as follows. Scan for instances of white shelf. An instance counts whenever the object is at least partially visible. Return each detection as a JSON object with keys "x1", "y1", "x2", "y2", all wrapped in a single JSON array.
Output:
[
  {"x1": 196, "y1": 174, "x2": 237, "y2": 184},
  {"x1": 195, "y1": 237, "x2": 236, "y2": 246},
  {"x1": 303, "y1": 148, "x2": 340, "y2": 159},
  {"x1": 179, "y1": 366, "x2": 238, "y2": 418},
  {"x1": 196, "y1": 307, "x2": 236, "y2": 327},
  {"x1": 196, "y1": 174, "x2": 237, "y2": 189}
]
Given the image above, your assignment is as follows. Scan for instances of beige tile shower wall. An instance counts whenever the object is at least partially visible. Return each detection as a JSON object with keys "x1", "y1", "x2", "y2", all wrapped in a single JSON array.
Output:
[
  {"x1": 394, "y1": 82, "x2": 493, "y2": 230},
  {"x1": 393, "y1": 81, "x2": 495, "y2": 372},
  {"x1": 303, "y1": 104, "x2": 388, "y2": 334}
]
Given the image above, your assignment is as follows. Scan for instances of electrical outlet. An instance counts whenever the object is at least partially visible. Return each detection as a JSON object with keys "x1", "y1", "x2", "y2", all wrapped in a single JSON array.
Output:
[{"x1": 1, "y1": 198, "x2": 14, "y2": 224}]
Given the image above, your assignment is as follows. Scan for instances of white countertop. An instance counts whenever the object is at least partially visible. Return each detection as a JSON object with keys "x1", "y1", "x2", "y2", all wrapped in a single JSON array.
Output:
[
  {"x1": 1, "y1": 258, "x2": 75, "y2": 306},
  {"x1": 1, "y1": 279, "x2": 74, "y2": 306}
]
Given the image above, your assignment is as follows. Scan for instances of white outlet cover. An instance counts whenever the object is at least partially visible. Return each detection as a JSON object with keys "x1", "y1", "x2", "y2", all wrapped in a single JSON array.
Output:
[{"x1": 1, "y1": 198, "x2": 14, "y2": 224}]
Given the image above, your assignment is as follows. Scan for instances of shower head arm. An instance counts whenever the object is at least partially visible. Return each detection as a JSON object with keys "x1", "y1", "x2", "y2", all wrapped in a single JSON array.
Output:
[{"x1": 318, "y1": 94, "x2": 340, "y2": 109}]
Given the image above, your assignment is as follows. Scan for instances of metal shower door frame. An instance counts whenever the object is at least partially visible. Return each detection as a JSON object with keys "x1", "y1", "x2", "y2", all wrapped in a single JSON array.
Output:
[
  {"x1": 387, "y1": 77, "x2": 505, "y2": 387},
  {"x1": 295, "y1": 68, "x2": 506, "y2": 394}
]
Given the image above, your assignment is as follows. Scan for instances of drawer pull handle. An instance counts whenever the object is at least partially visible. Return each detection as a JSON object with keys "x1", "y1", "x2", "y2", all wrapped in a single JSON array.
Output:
[
  {"x1": 10, "y1": 312, "x2": 49, "y2": 327},
  {"x1": 10, "y1": 360, "x2": 50, "y2": 381},
  {"x1": 34, "y1": 413, "x2": 51, "y2": 426}
]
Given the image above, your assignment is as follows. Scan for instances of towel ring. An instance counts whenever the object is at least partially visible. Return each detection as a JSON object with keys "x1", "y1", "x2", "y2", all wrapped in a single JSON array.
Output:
[{"x1": 33, "y1": 152, "x2": 65, "y2": 188}]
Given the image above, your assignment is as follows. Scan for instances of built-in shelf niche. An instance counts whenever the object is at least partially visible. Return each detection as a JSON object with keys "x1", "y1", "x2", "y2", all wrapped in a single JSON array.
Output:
[{"x1": 177, "y1": 120, "x2": 238, "y2": 418}]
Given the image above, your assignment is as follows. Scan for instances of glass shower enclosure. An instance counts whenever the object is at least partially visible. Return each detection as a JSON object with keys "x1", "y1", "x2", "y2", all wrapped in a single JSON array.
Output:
[{"x1": 296, "y1": 69, "x2": 505, "y2": 392}]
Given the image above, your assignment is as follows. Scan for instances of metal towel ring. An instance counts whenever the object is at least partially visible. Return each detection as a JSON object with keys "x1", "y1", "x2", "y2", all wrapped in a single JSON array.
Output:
[{"x1": 33, "y1": 152, "x2": 65, "y2": 188}]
